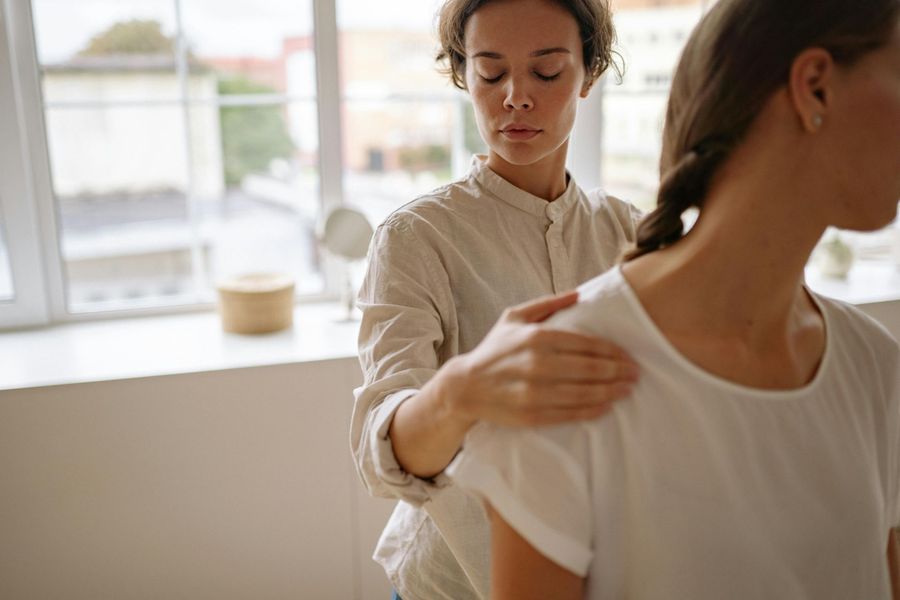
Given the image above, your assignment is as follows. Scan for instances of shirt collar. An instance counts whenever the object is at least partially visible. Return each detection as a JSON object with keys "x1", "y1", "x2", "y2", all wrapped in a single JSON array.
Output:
[{"x1": 470, "y1": 155, "x2": 579, "y2": 222}]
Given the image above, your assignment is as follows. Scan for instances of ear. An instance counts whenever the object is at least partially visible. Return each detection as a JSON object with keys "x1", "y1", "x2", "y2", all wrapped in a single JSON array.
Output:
[
  {"x1": 788, "y1": 48, "x2": 835, "y2": 133},
  {"x1": 580, "y1": 77, "x2": 594, "y2": 99}
]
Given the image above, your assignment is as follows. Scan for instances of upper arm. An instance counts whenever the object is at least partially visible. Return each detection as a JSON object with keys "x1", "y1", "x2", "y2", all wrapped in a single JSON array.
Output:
[
  {"x1": 354, "y1": 218, "x2": 451, "y2": 418},
  {"x1": 349, "y1": 218, "x2": 452, "y2": 499},
  {"x1": 488, "y1": 504, "x2": 584, "y2": 600},
  {"x1": 357, "y1": 219, "x2": 450, "y2": 380}
]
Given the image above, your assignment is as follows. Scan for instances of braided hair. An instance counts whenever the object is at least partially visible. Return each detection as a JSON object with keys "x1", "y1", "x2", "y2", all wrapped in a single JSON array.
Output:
[{"x1": 625, "y1": 0, "x2": 899, "y2": 261}]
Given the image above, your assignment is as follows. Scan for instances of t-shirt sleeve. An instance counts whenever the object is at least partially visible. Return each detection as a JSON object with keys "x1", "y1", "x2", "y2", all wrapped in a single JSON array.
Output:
[{"x1": 447, "y1": 422, "x2": 595, "y2": 577}]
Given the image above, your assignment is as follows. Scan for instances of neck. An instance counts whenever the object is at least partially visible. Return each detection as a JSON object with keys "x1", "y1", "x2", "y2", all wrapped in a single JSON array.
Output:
[
  {"x1": 485, "y1": 141, "x2": 569, "y2": 201},
  {"x1": 624, "y1": 133, "x2": 830, "y2": 345}
]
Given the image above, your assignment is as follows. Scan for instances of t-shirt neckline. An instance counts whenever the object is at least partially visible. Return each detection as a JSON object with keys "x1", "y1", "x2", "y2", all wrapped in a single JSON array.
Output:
[{"x1": 611, "y1": 265, "x2": 832, "y2": 399}]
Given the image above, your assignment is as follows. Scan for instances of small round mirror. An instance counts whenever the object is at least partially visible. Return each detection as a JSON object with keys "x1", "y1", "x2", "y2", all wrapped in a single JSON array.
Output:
[
  {"x1": 320, "y1": 207, "x2": 374, "y2": 261},
  {"x1": 318, "y1": 207, "x2": 374, "y2": 321}
]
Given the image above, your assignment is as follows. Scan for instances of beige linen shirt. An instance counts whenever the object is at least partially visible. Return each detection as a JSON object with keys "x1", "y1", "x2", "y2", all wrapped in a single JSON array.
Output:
[{"x1": 350, "y1": 156, "x2": 642, "y2": 600}]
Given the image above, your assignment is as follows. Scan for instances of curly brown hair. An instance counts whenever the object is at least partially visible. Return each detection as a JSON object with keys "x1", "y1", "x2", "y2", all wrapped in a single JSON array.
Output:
[{"x1": 436, "y1": 0, "x2": 620, "y2": 90}]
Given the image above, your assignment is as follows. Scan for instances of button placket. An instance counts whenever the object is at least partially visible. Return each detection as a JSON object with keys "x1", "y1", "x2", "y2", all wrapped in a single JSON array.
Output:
[{"x1": 545, "y1": 218, "x2": 572, "y2": 293}]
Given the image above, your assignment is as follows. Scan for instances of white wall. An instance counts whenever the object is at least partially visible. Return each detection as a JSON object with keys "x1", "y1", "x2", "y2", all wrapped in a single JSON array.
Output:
[
  {"x1": 0, "y1": 357, "x2": 395, "y2": 600},
  {"x1": 1, "y1": 302, "x2": 898, "y2": 599}
]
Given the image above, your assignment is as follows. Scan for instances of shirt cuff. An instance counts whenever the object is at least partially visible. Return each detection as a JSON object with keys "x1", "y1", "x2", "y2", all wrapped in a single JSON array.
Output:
[{"x1": 369, "y1": 389, "x2": 453, "y2": 498}]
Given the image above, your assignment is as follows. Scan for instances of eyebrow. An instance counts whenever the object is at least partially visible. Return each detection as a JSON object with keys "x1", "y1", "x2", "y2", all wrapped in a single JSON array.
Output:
[{"x1": 471, "y1": 47, "x2": 572, "y2": 59}]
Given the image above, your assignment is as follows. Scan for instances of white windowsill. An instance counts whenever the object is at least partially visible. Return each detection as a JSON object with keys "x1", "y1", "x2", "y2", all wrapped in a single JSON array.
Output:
[
  {"x1": 3, "y1": 261, "x2": 900, "y2": 393},
  {"x1": 805, "y1": 261, "x2": 900, "y2": 306},
  {"x1": 0, "y1": 302, "x2": 360, "y2": 392}
]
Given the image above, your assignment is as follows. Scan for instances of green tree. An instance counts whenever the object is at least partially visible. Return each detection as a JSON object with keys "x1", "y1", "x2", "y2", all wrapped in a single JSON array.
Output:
[
  {"x1": 218, "y1": 77, "x2": 296, "y2": 186},
  {"x1": 78, "y1": 19, "x2": 175, "y2": 56}
]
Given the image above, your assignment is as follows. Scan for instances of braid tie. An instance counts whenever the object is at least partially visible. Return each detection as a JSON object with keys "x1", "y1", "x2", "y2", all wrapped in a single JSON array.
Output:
[{"x1": 624, "y1": 141, "x2": 729, "y2": 261}]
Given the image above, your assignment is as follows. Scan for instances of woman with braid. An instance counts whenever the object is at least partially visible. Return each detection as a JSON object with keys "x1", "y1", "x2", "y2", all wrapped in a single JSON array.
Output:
[{"x1": 448, "y1": 0, "x2": 900, "y2": 598}]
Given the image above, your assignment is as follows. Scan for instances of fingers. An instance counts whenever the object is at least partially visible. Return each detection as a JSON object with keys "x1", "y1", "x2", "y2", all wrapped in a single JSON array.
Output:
[
  {"x1": 512, "y1": 329, "x2": 639, "y2": 382},
  {"x1": 505, "y1": 290, "x2": 579, "y2": 323},
  {"x1": 530, "y1": 328, "x2": 635, "y2": 361},
  {"x1": 494, "y1": 393, "x2": 623, "y2": 427},
  {"x1": 529, "y1": 380, "x2": 634, "y2": 408},
  {"x1": 530, "y1": 354, "x2": 640, "y2": 384},
  {"x1": 516, "y1": 380, "x2": 631, "y2": 425},
  {"x1": 473, "y1": 377, "x2": 634, "y2": 427}
]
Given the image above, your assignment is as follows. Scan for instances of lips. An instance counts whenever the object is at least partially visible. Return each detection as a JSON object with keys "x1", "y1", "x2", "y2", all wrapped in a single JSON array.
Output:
[{"x1": 500, "y1": 125, "x2": 542, "y2": 141}]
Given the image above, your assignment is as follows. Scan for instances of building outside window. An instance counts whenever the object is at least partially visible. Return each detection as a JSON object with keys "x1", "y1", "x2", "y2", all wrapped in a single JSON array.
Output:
[{"x1": 33, "y1": 0, "x2": 321, "y2": 312}]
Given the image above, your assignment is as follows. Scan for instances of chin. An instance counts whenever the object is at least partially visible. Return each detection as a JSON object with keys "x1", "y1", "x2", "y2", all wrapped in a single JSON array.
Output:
[
  {"x1": 501, "y1": 152, "x2": 546, "y2": 167},
  {"x1": 493, "y1": 138, "x2": 565, "y2": 168},
  {"x1": 494, "y1": 146, "x2": 547, "y2": 167},
  {"x1": 841, "y1": 205, "x2": 899, "y2": 232}
]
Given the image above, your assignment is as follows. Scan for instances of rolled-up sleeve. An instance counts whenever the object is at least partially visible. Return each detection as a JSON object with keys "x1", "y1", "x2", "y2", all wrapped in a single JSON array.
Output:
[{"x1": 350, "y1": 216, "x2": 456, "y2": 506}]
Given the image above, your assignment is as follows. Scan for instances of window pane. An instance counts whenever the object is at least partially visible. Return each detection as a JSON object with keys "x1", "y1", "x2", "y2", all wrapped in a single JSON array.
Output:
[
  {"x1": 604, "y1": 0, "x2": 898, "y2": 281},
  {"x1": 46, "y1": 105, "x2": 198, "y2": 310},
  {"x1": 337, "y1": 0, "x2": 480, "y2": 224},
  {"x1": 189, "y1": 102, "x2": 324, "y2": 295},
  {"x1": 33, "y1": 0, "x2": 180, "y2": 104},
  {"x1": 602, "y1": 0, "x2": 706, "y2": 212},
  {"x1": 344, "y1": 99, "x2": 483, "y2": 228},
  {"x1": 182, "y1": 0, "x2": 316, "y2": 99},
  {"x1": 33, "y1": 0, "x2": 324, "y2": 312},
  {"x1": 0, "y1": 213, "x2": 14, "y2": 303}
]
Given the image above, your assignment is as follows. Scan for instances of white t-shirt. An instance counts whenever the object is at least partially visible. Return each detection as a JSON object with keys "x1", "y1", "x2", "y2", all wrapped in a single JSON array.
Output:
[{"x1": 448, "y1": 266, "x2": 900, "y2": 600}]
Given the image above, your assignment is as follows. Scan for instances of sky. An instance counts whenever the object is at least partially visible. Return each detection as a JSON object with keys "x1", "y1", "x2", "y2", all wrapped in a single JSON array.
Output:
[{"x1": 33, "y1": 0, "x2": 444, "y2": 63}]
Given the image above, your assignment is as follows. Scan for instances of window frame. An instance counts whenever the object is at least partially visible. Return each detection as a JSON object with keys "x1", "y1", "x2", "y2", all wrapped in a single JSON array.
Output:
[
  {"x1": 0, "y1": 0, "x2": 53, "y2": 329},
  {"x1": 0, "y1": 0, "x2": 353, "y2": 329}
]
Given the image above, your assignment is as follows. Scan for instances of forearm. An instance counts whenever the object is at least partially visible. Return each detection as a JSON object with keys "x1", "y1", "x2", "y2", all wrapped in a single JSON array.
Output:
[{"x1": 389, "y1": 356, "x2": 476, "y2": 479}]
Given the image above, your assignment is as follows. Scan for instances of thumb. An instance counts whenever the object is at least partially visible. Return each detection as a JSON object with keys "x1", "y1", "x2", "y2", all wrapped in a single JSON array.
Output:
[{"x1": 506, "y1": 290, "x2": 579, "y2": 323}]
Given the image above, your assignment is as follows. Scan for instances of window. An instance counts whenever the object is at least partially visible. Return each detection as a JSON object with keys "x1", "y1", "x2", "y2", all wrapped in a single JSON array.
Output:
[
  {"x1": 602, "y1": 0, "x2": 706, "y2": 211},
  {"x1": 1, "y1": 0, "x2": 898, "y2": 330},
  {"x1": 29, "y1": 0, "x2": 321, "y2": 314},
  {"x1": 602, "y1": 0, "x2": 900, "y2": 299},
  {"x1": 336, "y1": 0, "x2": 484, "y2": 229},
  {"x1": 0, "y1": 214, "x2": 13, "y2": 303}
]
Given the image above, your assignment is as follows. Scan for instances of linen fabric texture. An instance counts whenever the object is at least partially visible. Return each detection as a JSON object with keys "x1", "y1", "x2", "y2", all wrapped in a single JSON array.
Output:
[
  {"x1": 448, "y1": 266, "x2": 900, "y2": 600},
  {"x1": 350, "y1": 156, "x2": 642, "y2": 600}
]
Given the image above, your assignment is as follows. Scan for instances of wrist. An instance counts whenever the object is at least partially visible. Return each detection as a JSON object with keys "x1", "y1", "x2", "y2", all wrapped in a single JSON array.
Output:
[{"x1": 436, "y1": 355, "x2": 478, "y2": 432}]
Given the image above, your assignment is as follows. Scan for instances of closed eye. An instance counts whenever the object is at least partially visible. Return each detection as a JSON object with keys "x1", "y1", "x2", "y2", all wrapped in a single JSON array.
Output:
[{"x1": 480, "y1": 71, "x2": 562, "y2": 84}]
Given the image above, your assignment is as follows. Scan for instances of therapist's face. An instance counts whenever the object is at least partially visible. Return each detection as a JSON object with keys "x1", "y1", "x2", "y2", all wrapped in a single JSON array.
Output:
[{"x1": 463, "y1": 0, "x2": 589, "y2": 171}]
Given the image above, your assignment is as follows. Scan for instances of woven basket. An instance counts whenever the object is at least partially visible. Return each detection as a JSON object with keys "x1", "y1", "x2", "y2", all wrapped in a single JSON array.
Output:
[{"x1": 216, "y1": 273, "x2": 295, "y2": 334}]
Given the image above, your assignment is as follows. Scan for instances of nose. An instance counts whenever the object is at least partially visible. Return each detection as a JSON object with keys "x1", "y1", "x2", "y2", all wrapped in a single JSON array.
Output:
[{"x1": 503, "y1": 76, "x2": 533, "y2": 111}]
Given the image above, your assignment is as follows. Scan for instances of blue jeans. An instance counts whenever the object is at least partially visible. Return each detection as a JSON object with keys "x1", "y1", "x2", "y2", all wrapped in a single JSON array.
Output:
[{"x1": 392, "y1": 592, "x2": 401, "y2": 600}]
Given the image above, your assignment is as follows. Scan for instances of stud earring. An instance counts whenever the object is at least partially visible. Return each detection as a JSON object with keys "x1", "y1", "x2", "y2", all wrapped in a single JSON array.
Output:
[{"x1": 812, "y1": 115, "x2": 824, "y2": 129}]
